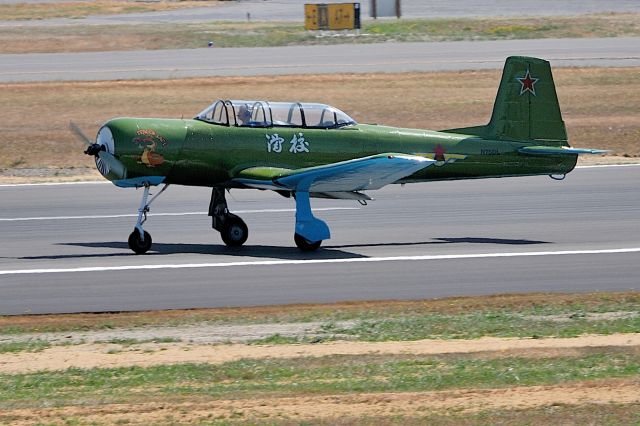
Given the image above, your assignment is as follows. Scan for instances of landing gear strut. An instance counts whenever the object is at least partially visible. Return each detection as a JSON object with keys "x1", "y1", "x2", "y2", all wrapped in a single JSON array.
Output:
[
  {"x1": 293, "y1": 191, "x2": 329, "y2": 252},
  {"x1": 127, "y1": 183, "x2": 169, "y2": 254},
  {"x1": 209, "y1": 187, "x2": 248, "y2": 247}
]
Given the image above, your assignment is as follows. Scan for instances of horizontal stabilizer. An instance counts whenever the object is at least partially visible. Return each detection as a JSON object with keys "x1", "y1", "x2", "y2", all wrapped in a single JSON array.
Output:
[{"x1": 519, "y1": 146, "x2": 609, "y2": 156}]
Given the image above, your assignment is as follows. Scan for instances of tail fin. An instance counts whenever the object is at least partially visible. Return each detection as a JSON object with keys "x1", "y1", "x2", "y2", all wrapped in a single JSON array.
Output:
[{"x1": 445, "y1": 56, "x2": 568, "y2": 145}]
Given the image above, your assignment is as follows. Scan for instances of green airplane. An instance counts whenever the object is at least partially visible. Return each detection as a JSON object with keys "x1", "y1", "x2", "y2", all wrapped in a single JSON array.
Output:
[{"x1": 72, "y1": 56, "x2": 605, "y2": 254}]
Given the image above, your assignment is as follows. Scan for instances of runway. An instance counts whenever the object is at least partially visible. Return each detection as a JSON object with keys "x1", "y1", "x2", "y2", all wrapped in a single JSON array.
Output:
[
  {"x1": 1, "y1": 165, "x2": 638, "y2": 315},
  {"x1": 1, "y1": 38, "x2": 640, "y2": 82}
]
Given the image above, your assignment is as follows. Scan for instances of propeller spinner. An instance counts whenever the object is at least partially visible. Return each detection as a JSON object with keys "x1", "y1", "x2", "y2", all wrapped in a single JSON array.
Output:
[{"x1": 70, "y1": 121, "x2": 126, "y2": 179}]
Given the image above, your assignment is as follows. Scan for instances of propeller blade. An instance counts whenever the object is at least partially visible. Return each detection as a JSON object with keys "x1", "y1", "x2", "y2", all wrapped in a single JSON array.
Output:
[
  {"x1": 69, "y1": 121, "x2": 93, "y2": 146},
  {"x1": 98, "y1": 150, "x2": 127, "y2": 180}
]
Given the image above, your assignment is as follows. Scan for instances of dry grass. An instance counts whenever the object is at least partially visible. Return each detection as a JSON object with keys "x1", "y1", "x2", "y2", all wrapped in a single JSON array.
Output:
[
  {"x1": 1, "y1": 291, "x2": 638, "y2": 333},
  {"x1": 0, "y1": 67, "x2": 638, "y2": 171},
  {"x1": 2, "y1": 293, "x2": 638, "y2": 424},
  {"x1": 0, "y1": 0, "x2": 221, "y2": 21},
  {"x1": 1, "y1": 380, "x2": 639, "y2": 424}
]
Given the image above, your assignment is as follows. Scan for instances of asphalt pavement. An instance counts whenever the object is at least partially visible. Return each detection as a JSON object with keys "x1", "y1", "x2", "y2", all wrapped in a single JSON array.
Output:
[
  {"x1": 2, "y1": 37, "x2": 639, "y2": 83},
  {"x1": 1, "y1": 165, "x2": 638, "y2": 315}
]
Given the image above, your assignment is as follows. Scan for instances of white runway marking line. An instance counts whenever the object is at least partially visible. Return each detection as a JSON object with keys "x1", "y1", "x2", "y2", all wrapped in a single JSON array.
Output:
[
  {"x1": 0, "y1": 207, "x2": 359, "y2": 222},
  {"x1": 1, "y1": 247, "x2": 639, "y2": 276}
]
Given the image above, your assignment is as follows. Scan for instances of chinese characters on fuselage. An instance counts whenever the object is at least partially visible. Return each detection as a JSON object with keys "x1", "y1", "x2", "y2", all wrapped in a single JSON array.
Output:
[{"x1": 266, "y1": 133, "x2": 309, "y2": 154}]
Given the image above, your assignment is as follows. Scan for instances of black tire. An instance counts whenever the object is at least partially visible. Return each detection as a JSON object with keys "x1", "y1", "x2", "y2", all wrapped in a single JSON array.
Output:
[
  {"x1": 221, "y1": 217, "x2": 248, "y2": 247},
  {"x1": 128, "y1": 229, "x2": 152, "y2": 254},
  {"x1": 294, "y1": 233, "x2": 322, "y2": 251}
]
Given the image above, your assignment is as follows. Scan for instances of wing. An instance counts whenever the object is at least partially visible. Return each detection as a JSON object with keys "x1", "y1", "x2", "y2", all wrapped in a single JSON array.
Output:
[{"x1": 232, "y1": 153, "x2": 436, "y2": 194}]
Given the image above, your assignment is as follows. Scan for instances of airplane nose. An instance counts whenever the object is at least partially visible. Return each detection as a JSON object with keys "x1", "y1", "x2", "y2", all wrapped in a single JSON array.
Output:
[
  {"x1": 91, "y1": 117, "x2": 187, "y2": 184},
  {"x1": 94, "y1": 125, "x2": 116, "y2": 176},
  {"x1": 71, "y1": 120, "x2": 124, "y2": 180}
]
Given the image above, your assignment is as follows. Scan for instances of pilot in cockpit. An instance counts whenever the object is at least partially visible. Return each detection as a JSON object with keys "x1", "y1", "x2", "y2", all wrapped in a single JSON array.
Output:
[{"x1": 236, "y1": 104, "x2": 252, "y2": 125}]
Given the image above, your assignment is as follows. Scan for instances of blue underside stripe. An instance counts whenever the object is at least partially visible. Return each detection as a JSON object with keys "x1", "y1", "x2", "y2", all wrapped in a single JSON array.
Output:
[{"x1": 113, "y1": 176, "x2": 166, "y2": 188}]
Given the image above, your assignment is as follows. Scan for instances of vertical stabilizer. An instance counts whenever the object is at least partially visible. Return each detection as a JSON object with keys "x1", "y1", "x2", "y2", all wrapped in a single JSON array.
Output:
[{"x1": 445, "y1": 56, "x2": 568, "y2": 145}]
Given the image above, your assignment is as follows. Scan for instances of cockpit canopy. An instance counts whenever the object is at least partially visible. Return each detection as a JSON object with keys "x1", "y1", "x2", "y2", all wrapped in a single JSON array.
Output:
[{"x1": 195, "y1": 100, "x2": 357, "y2": 129}]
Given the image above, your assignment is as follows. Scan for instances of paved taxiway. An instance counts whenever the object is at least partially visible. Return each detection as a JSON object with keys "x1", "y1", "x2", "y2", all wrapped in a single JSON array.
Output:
[
  {"x1": 2, "y1": 38, "x2": 640, "y2": 83},
  {"x1": 1, "y1": 165, "x2": 638, "y2": 315}
]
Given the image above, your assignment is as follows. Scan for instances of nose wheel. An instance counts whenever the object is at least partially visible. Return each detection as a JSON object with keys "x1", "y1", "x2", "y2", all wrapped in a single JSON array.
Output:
[
  {"x1": 128, "y1": 230, "x2": 152, "y2": 254},
  {"x1": 126, "y1": 183, "x2": 169, "y2": 254}
]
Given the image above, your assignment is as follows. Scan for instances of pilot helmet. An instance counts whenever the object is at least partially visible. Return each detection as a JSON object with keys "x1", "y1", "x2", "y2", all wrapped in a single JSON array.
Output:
[{"x1": 238, "y1": 104, "x2": 252, "y2": 122}]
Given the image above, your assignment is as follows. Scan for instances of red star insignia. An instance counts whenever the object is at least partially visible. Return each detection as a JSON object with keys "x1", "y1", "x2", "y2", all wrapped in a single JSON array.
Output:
[
  {"x1": 516, "y1": 69, "x2": 539, "y2": 96},
  {"x1": 434, "y1": 144, "x2": 446, "y2": 162}
]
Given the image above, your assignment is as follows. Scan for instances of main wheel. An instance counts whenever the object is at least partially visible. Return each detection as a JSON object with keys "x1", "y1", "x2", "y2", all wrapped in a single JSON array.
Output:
[
  {"x1": 221, "y1": 217, "x2": 248, "y2": 247},
  {"x1": 128, "y1": 229, "x2": 152, "y2": 254},
  {"x1": 294, "y1": 233, "x2": 322, "y2": 251}
]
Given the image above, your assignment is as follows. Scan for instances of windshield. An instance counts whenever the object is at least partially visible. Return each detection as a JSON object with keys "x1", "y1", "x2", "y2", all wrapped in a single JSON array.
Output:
[{"x1": 195, "y1": 100, "x2": 356, "y2": 128}]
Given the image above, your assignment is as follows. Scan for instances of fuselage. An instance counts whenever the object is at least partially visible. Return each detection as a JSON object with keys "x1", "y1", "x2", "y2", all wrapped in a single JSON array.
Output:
[{"x1": 101, "y1": 117, "x2": 578, "y2": 188}]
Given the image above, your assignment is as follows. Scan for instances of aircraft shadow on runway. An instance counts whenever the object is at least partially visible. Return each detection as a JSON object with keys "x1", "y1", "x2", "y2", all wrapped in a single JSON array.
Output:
[
  {"x1": 9, "y1": 237, "x2": 549, "y2": 262},
  {"x1": 324, "y1": 237, "x2": 550, "y2": 250},
  {"x1": 26, "y1": 241, "x2": 367, "y2": 261}
]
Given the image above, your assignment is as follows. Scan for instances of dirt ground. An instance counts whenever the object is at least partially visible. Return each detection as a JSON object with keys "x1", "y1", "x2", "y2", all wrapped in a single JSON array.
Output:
[
  {"x1": 2, "y1": 334, "x2": 639, "y2": 423},
  {"x1": 2, "y1": 295, "x2": 639, "y2": 423},
  {"x1": 2, "y1": 333, "x2": 639, "y2": 374},
  {"x1": 3, "y1": 379, "x2": 639, "y2": 424}
]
